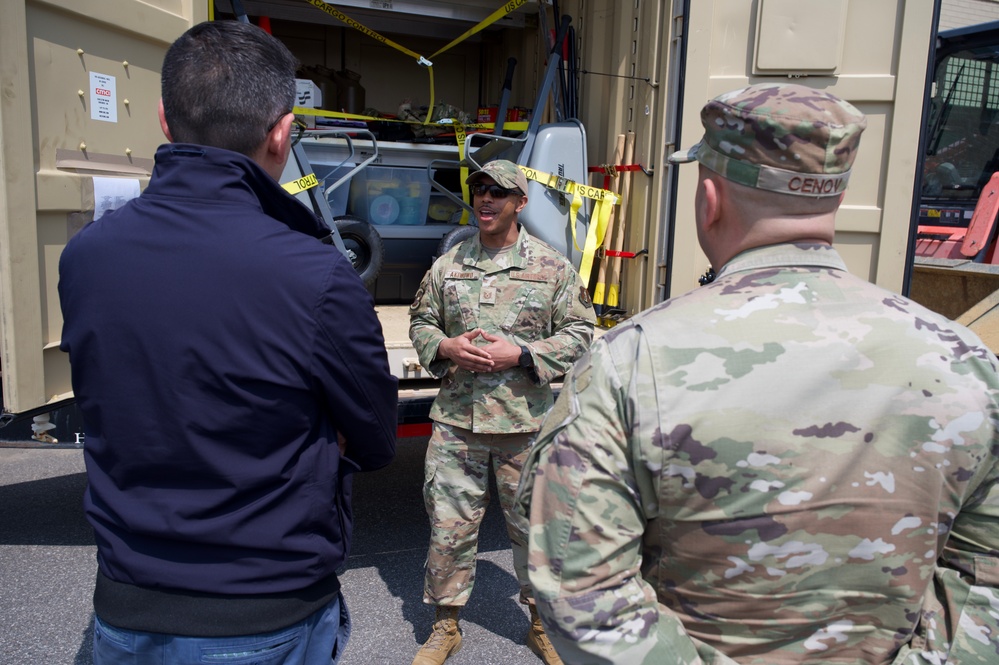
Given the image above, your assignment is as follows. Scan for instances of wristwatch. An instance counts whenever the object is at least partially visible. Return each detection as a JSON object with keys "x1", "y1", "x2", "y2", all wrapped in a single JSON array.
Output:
[{"x1": 518, "y1": 345, "x2": 534, "y2": 368}]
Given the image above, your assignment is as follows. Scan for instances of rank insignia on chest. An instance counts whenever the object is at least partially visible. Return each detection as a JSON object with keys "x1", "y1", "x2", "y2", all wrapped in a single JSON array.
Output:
[
  {"x1": 579, "y1": 286, "x2": 593, "y2": 308},
  {"x1": 479, "y1": 287, "x2": 497, "y2": 304}
]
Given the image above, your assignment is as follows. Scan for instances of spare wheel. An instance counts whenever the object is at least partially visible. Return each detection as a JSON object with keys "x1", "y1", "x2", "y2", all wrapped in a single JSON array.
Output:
[{"x1": 333, "y1": 216, "x2": 384, "y2": 287}]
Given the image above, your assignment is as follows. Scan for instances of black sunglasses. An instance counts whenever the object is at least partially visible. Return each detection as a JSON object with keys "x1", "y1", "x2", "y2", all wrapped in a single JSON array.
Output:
[
  {"x1": 471, "y1": 183, "x2": 520, "y2": 198},
  {"x1": 266, "y1": 111, "x2": 307, "y2": 146}
]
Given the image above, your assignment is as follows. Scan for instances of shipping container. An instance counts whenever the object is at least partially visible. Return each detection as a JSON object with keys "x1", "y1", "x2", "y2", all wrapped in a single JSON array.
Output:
[{"x1": 0, "y1": 0, "x2": 939, "y2": 442}]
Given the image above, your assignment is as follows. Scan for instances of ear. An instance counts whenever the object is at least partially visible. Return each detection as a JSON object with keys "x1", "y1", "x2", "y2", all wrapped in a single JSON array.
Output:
[
  {"x1": 514, "y1": 194, "x2": 528, "y2": 213},
  {"x1": 158, "y1": 99, "x2": 173, "y2": 142},
  {"x1": 699, "y1": 173, "x2": 723, "y2": 233},
  {"x1": 264, "y1": 113, "x2": 293, "y2": 166},
  {"x1": 256, "y1": 113, "x2": 293, "y2": 180}
]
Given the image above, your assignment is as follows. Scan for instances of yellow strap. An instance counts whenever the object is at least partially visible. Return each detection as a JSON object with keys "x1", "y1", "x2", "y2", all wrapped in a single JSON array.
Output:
[
  {"x1": 425, "y1": 67, "x2": 435, "y2": 125},
  {"x1": 429, "y1": 0, "x2": 530, "y2": 59},
  {"x1": 281, "y1": 172, "x2": 320, "y2": 195},
  {"x1": 517, "y1": 165, "x2": 619, "y2": 285},
  {"x1": 579, "y1": 197, "x2": 617, "y2": 284},
  {"x1": 451, "y1": 121, "x2": 472, "y2": 225}
]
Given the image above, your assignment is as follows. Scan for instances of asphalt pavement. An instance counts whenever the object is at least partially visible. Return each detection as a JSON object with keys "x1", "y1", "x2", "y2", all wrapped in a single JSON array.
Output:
[{"x1": 0, "y1": 438, "x2": 545, "y2": 664}]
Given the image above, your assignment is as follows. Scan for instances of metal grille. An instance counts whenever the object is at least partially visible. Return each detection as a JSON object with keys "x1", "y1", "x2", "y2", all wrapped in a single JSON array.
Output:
[{"x1": 943, "y1": 57, "x2": 999, "y2": 108}]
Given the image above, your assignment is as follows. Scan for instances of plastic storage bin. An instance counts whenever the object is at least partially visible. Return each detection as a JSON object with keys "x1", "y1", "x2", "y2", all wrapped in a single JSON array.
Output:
[{"x1": 350, "y1": 166, "x2": 430, "y2": 225}]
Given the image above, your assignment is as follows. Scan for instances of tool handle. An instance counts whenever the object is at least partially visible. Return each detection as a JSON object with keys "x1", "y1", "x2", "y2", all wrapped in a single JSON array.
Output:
[
  {"x1": 494, "y1": 58, "x2": 518, "y2": 136},
  {"x1": 230, "y1": 0, "x2": 250, "y2": 23}
]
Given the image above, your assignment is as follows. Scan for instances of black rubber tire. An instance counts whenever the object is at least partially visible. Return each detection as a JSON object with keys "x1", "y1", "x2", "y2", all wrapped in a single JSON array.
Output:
[
  {"x1": 333, "y1": 216, "x2": 384, "y2": 287},
  {"x1": 436, "y1": 225, "x2": 479, "y2": 258}
]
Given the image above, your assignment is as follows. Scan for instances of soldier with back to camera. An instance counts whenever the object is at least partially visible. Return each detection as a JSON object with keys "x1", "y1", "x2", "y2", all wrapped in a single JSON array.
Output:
[{"x1": 519, "y1": 83, "x2": 999, "y2": 665}]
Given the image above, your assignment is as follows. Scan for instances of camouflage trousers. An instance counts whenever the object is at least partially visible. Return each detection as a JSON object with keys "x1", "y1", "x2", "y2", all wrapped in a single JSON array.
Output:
[{"x1": 422, "y1": 422, "x2": 534, "y2": 607}]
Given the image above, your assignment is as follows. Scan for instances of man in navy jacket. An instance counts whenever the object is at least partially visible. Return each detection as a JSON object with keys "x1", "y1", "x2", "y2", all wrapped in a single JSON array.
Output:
[{"x1": 58, "y1": 20, "x2": 397, "y2": 665}]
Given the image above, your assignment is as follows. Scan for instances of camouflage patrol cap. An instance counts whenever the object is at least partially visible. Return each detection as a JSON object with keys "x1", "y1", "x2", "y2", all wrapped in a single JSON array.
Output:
[
  {"x1": 466, "y1": 159, "x2": 529, "y2": 194},
  {"x1": 669, "y1": 83, "x2": 867, "y2": 197}
]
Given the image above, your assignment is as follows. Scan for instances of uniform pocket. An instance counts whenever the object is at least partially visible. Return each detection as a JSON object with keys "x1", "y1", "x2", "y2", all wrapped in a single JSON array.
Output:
[
  {"x1": 444, "y1": 280, "x2": 477, "y2": 331},
  {"x1": 500, "y1": 287, "x2": 536, "y2": 334}
]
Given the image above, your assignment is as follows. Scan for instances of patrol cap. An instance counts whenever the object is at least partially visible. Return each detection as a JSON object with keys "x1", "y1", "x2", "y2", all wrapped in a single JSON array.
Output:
[
  {"x1": 669, "y1": 83, "x2": 867, "y2": 198},
  {"x1": 466, "y1": 159, "x2": 529, "y2": 194}
]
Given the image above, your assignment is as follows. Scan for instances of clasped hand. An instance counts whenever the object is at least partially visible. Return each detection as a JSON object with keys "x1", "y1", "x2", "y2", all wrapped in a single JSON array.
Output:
[{"x1": 438, "y1": 329, "x2": 520, "y2": 373}]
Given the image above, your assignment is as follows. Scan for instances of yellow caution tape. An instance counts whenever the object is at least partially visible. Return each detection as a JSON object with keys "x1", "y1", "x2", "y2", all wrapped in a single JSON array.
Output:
[
  {"x1": 517, "y1": 165, "x2": 619, "y2": 285},
  {"x1": 282, "y1": 172, "x2": 320, "y2": 195},
  {"x1": 429, "y1": 0, "x2": 529, "y2": 59},
  {"x1": 304, "y1": 0, "x2": 425, "y2": 61},
  {"x1": 301, "y1": 0, "x2": 526, "y2": 125},
  {"x1": 292, "y1": 105, "x2": 529, "y2": 133},
  {"x1": 301, "y1": 1, "x2": 438, "y2": 120}
]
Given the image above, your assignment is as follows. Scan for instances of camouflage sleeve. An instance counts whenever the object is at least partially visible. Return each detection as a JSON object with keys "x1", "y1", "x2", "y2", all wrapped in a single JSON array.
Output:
[
  {"x1": 894, "y1": 458, "x2": 999, "y2": 664},
  {"x1": 521, "y1": 334, "x2": 703, "y2": 665},
  {"x1": 527, "y1": 261, "x2": 595, "y2": 386},
  {"x1": 408, "y1": 267, "x2": 450, "y2": 379}
]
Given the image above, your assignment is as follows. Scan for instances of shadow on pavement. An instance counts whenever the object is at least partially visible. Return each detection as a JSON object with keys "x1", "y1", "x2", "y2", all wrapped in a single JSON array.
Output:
[
  {"x1": 346, "y1": 436, "x2": 532, "y2": 656},
  {"x1": 0, "y1": 472, "x2": 93, "y2": 546},
  {"x1": 74, "y1": 615, "x2": 95, "y2": 665}
]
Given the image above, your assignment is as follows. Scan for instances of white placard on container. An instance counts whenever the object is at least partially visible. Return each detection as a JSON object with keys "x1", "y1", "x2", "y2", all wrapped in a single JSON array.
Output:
[{"x1": 90, "y1": 72, "x2": 117, "y2": 123}]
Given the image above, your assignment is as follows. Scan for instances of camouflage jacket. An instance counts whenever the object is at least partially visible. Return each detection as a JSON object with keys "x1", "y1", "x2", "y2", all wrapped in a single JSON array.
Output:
[
  {"x1": 409, "y1": 225, "x2": 594, "y2": 434},
  {"x1": 517, "y1": 243, "x2": 999, "y2": 665}
]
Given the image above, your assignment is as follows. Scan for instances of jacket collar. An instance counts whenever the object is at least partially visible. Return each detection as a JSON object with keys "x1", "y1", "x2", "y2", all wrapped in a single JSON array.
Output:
[{"x1": 146, "y1": 143, "x2": 329, "y2": 239}]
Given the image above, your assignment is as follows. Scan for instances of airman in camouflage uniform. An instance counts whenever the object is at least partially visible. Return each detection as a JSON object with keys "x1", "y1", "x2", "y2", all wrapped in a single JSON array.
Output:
[
  {"x1": 517, "y1": 83, "x2": 999, "y2": 664},
  {"x1": 409, "y1": 159, "x2": 595, "y2": 665}
]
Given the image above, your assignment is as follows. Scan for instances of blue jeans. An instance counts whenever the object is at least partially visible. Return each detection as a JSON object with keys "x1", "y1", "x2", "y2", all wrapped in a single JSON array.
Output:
[{"x1": 92, "y1": 592, "x2": 350, "y2": 665}]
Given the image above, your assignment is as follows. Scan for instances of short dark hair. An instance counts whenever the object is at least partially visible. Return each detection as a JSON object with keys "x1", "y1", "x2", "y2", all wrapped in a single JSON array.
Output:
[{"x1": 161, "y1": 21, "x2": 297, "y2": 156}]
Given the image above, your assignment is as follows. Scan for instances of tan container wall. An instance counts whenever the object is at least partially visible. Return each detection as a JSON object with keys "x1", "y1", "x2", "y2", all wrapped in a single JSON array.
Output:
[
  {"x1": 0, "y1": 0, "x2": 204, "y2": 413},
  {"x1": 666, "y1": 0, "x2": 935, "y2": 302},
  {"x1": 567, "y1": 0, "x2": 667, "y2": 316}
]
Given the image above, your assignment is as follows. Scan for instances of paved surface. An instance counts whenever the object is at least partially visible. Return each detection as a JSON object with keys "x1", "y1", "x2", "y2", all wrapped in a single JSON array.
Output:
[{"x1": 0, "y1": 438, "x2": 543, "y2": 665}]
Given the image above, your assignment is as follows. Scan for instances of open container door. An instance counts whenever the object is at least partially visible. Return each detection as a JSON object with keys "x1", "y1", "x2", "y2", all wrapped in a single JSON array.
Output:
[
  {"x1": 908, "y1": 19, "x2": 999, "y2": 335},
  {"x1": 0, "y1": 1, "x2": 206, "y2": 423},
  {"x1": 663, "y1": 0, "x2": 937, "y2": 299}
]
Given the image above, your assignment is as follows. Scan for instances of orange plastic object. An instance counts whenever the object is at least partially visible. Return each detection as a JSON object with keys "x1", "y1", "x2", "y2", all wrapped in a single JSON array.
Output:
[{"x1": 961, "y1": 171, "x2": 999, "y2": 258}]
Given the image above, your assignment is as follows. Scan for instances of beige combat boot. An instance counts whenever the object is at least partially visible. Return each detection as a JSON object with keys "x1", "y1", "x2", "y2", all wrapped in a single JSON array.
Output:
[
  {"x1": 412, "y1": 605, "x2": 462, "y2": 665},
  {"x1": 526, "y1": 605, "x2": 564, "y2": 665}
]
